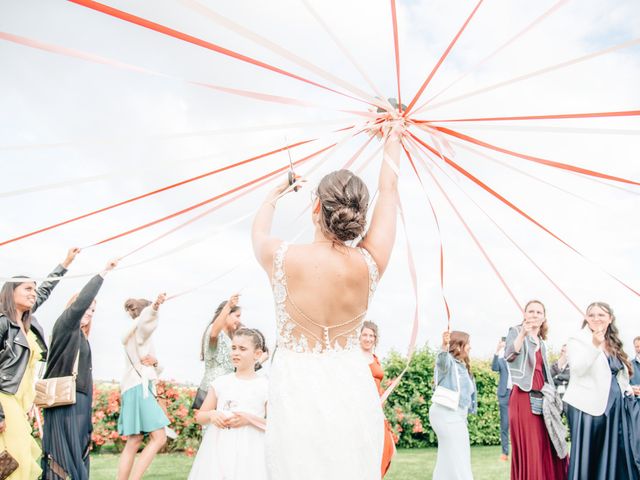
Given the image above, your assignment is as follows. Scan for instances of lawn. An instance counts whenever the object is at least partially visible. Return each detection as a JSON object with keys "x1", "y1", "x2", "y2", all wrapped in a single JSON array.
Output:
[{"x1": 91, "y1": 446, "x2": 509, "y2": 479}]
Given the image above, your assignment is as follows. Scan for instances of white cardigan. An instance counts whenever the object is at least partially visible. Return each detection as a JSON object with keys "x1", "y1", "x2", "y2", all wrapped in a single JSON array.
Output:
[
  {"x1": 120, "y1": 305, "x2": 163, "y2": 397},
  {"x1": 563, "y1": 326, "x2": 632, "y2": 416}
]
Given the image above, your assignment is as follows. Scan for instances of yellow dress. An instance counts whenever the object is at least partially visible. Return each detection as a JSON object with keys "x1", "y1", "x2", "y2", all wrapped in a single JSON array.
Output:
[{"x1": 0, "y1": 331, "x2": 42, "y2": 480}]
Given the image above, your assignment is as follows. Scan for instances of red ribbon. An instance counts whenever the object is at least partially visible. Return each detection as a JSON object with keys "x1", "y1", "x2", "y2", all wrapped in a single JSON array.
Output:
[
  {"x1": 68, "y1": 0, "x2": 371, "y2": 107},
  {"x1": 0, "y1": 138, "x2": 320, "y2": 247},
  {"x1": 420, "y1": 109, "x2": 640, "y2": 123},
  {"x1": 407, "y1": 138, "x2": 523, "y2": 312},
  {"x1": 390, "y1": 0, "x2": 402, "y2": 111},
  {"x1": 90, "y1": 144, "x2": 336, "y2": 246},
  {"x1": 381, "y1": 200, "x2": 420, "y2": 404},
  {"x1": 401, "y1": 144, "x2": 451, "y2": 326},
  {"x1": 403, "y1": 0, "x2": 484, "y2": 115},
  {"x1": 410, "y1": 132, "x2": 640, "y2": 297},
  {"x1": 431, "y1": 125, "x2": 640, "y2": 187},
  {"x1": 409, "y1": 137, "x2": 584, "y2": 316}
]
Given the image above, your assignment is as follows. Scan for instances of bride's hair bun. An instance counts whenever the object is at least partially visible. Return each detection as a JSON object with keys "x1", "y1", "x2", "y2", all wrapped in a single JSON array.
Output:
[{"x1": 316, "y1": 170, "x2": 370, "y2": 242}]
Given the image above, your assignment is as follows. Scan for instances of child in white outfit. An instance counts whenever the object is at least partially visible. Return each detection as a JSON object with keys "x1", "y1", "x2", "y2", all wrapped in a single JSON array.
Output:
[{"x1": 188, "y1": 328, "x2": 268, "y2": 480}]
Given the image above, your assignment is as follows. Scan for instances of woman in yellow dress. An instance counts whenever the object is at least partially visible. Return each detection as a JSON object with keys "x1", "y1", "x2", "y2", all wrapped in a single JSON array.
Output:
[
  {"x1": 0, "y1": 331, "x2": 43, "y2": 480},
  {"x1": 0, "y1": 249, "x2": 78, "y2": 480}
]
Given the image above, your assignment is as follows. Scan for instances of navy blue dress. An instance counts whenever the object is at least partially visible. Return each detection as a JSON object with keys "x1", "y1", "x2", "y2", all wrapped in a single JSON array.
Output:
[{"x1": 567, "y1": 355, "x2": 640, "y2": 480}]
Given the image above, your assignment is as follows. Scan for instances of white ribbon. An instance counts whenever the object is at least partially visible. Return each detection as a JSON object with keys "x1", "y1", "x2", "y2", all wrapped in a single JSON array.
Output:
[{"x1": 422, "y1": 37, "x2": 640, "y2": 113}]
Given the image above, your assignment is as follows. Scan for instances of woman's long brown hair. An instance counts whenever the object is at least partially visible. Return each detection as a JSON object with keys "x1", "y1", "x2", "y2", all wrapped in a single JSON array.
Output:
[
  {"x1": 583, "y1": 302, "x2": 633, "y2": 376},
  {"x1": 524, "y1": 299, "x2": 548, "y2": 340},
  {"x1": 448, "y1": 330, "x2": 472, "y2": 376},
  {"x1": 0, "y1": 279, "x2": 35, "y2": 331},
  {"x1": 199, "y1": 300, "x2": 241, "y2": 361}
]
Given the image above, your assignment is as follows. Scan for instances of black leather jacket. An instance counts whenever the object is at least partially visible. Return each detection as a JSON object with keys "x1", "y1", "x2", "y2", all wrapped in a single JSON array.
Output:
[{"x1": 0, "y1": 264, "x2": 67, "y2": 421}]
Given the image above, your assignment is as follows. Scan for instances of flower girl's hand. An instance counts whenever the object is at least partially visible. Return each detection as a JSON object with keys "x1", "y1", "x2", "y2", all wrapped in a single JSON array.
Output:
[
  {"x1": 209, "y1": 411, "x2": 229, "y2": 429},
  {"x1": 226, "y1": 414, "x2": 250, "y2": 428}
]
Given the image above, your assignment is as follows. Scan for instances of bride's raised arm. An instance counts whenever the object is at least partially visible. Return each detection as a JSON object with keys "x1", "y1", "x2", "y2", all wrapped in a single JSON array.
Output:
[
  {"x1": 251, "y1": 178, "x2": 290, "y2": 273},
  {"x1": 359, "y1": 130, "x2": 402, "y2": 277}
]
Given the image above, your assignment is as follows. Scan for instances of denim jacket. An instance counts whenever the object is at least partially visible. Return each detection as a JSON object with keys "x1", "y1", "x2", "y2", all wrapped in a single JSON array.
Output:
[
  {"x1": 504, "y1": 325, "x2": 554, "y2": 392},
  {"x1": 434, "y1": 351, "x2": 477, "y2": 414}
]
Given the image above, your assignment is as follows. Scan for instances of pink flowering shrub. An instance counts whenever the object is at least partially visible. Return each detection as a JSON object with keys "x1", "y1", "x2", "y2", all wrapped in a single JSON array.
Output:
[{"x1": 85, "y1": 381, "x2": 202, "y2": 454}]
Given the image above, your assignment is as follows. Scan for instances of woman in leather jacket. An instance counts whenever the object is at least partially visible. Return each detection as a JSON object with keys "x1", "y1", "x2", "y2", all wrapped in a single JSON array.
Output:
[{"x1": 0, "y1": 248, "x2": 79, "y2": 480}]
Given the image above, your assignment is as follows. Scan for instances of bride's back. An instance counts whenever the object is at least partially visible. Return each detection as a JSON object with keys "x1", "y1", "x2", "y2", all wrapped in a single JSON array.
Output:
[
  {"x1": 286, "y1": 244, "x2": 370, "y2": 320},
  {"x1": 255, "y1": 167, "x2": 398, "y2": 352},
  {"x1": 275, "y1": 242, "x2": 376, "y2": 352}
]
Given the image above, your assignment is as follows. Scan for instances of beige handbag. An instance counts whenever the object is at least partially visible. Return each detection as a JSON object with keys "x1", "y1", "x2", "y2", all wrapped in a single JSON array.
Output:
[{"x1": 35, "y1": 352, "x2": 78, "y2": 408}]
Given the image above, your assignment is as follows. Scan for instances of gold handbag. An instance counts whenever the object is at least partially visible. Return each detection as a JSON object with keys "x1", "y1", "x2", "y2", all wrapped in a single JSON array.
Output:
[{"x1": 35, "y1": 352, "x2": 78, "y2": 409}]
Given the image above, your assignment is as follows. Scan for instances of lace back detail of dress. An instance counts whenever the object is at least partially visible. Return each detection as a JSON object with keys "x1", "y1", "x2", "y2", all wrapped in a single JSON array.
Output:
[{"x1": 271, "y1": 242, "x2": 379, "y2": 354}]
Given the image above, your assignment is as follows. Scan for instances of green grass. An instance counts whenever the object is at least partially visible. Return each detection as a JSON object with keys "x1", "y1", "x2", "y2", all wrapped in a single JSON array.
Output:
[{"x1": 91, "y1": 446, "x2": 509, "y2": 479}]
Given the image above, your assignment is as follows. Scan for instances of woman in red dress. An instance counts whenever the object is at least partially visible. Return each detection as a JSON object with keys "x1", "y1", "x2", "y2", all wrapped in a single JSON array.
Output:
[
  {"x1": 360, "y1": 321, "x2": 396, "y2": 477},
  {"x1": 504, "y1": 300, "x2": 568, "y2": 480}
]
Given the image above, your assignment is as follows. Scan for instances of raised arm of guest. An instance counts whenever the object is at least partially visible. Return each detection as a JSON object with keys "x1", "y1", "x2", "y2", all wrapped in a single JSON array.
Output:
[
  {"x1": 33, "y1": 247, "x2": 80, "y2": 312},
  {"x1": 209, "y1": 293, "x2": 240, "y2": 345}
]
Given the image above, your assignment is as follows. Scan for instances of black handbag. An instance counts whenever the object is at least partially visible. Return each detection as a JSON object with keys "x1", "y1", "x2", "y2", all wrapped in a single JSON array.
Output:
[{"x1": 191, "y1": 387, "x2": 208, "y2": 410}]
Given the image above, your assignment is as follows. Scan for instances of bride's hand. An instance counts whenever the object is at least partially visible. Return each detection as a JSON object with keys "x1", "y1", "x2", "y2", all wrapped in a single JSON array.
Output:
[{"x1": 265, "y1": 175, "x2": 305, "y2": 205}]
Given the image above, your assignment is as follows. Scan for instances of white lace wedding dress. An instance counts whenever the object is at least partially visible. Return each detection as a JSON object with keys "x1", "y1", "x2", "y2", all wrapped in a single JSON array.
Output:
[{"x1": 266, "y1": 243, "x2": 384, "y2": 480}]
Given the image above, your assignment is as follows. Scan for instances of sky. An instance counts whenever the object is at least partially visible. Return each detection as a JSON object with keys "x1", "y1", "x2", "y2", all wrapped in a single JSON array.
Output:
[{"x1": 1, "y1": 0, "x2": 639, "y2": 384}]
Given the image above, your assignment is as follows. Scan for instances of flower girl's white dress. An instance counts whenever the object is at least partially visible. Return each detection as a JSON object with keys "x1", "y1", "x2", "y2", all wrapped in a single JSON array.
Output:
[{"x1": 188, "y1": 373, "x2": 268, "y2": 480}]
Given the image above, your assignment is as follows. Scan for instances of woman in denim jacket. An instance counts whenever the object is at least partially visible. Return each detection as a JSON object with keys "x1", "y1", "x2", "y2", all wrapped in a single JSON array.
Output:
[
  {"x1": 429, "y1": 330, "x2": 477, "y2": 480},
  {"x1": 504, "y1": 300, "x2": 567, "y2": 480}
]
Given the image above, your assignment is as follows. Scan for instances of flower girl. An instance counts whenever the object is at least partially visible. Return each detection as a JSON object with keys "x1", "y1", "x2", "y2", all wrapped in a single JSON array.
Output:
[{"x1": 188, "y1": 328, "x2": 268, "y2": 480}]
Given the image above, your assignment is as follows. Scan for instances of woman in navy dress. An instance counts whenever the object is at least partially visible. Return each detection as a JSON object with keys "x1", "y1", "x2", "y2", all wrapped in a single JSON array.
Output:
[{"x1": 563, "y1": 302, "x2": 639, "y2": 480}]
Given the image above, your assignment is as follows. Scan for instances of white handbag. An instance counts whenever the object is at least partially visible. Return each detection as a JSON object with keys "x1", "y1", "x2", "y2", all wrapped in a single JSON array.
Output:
[{"x1": 432, "y1": 359, "x2": 461, "y2": 410}]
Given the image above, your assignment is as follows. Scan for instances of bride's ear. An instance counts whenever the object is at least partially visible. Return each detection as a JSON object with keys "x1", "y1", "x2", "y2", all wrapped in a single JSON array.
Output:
[{"x1": 311, "y1": 202, "x2": 321, "y2": 224}]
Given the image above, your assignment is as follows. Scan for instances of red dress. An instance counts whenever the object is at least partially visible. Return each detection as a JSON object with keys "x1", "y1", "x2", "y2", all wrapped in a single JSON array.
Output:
[
  {"x1": 509, "y1": 349, "x2": 568, "y2": 480},
  {"x1": 369, "y1": 354, "x2": 396, "y2": 478}
]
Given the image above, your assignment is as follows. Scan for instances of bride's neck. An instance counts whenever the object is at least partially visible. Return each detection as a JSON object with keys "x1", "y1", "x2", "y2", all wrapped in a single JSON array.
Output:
[{"x1": 312, "y1": 228, "x2": 332, "y2": 244}]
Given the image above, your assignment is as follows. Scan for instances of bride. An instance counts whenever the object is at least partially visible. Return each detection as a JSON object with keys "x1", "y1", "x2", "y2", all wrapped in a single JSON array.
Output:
[{"x1": 252, "y1": 125, "x2": 402, "y2": 479}]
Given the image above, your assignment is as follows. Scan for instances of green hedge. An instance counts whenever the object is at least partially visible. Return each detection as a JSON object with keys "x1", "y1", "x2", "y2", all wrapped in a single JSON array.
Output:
[
  {"x1": 31, "y1": 347, "x2": 503, "y2": 453},
  {"x1": 383, "y1": 345, "x2": 502, "y2": 448}
]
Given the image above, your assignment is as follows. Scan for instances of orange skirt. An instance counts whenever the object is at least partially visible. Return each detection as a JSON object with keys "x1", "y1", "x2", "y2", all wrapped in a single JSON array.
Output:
[{"x1": 381, "y1": 418, "x2": 396, "y2": 477}]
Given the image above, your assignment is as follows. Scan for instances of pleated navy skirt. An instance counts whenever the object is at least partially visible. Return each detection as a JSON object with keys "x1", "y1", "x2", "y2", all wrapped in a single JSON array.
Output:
[
  {"x1": 567, "y1": 356, "x2": 640, "y2": 480},
  {"x1": 41, "y1": 386, "x2": 93, "y2": 480}
]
